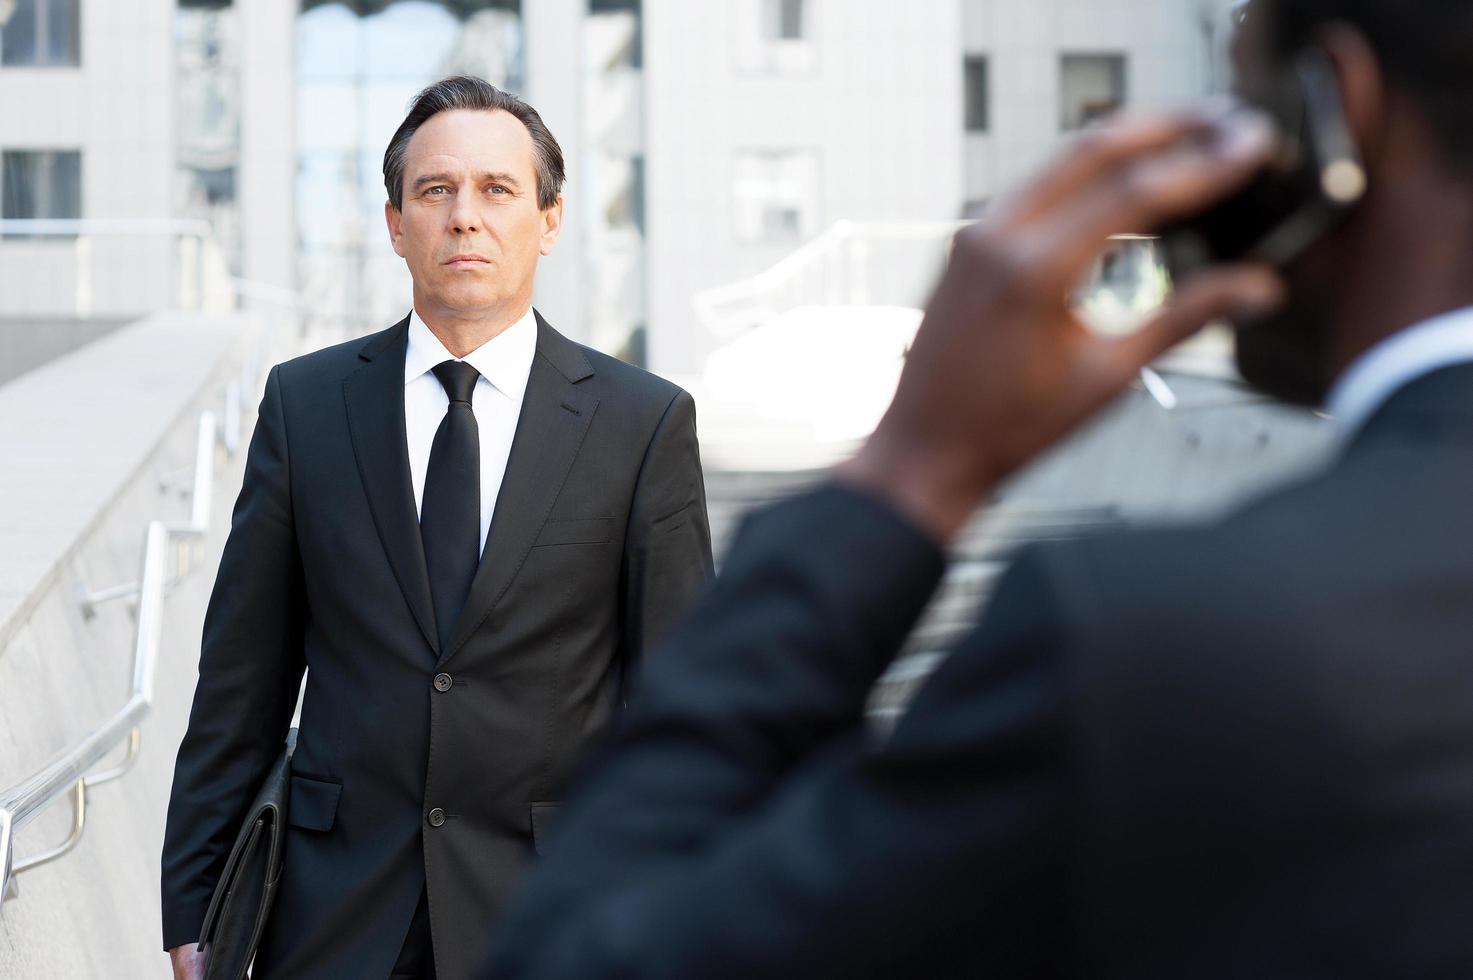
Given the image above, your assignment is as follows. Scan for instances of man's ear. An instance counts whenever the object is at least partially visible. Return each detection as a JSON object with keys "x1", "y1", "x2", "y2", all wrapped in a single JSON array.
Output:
[
  {"x1": 385, "y1": 200, "x2": 407, "y2": 258},
  {"x1": 539, "y1": 194, "x2": 565, "y2": 256},
  {"x1": 1318, "y1": 24, "x2": 1384, "y2": 168}
]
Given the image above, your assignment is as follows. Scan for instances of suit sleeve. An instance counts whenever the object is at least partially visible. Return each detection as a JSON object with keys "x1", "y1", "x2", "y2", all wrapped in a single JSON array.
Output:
[
  {"x1": 618, "y1": 388, "x2": 715, "y2": 673},
  {"x1": 159, "y1": 365, "x2": 307, "y2": 950},
  {"x1": 488, "y1": 485, "x2": 1074, "y2": 978}
]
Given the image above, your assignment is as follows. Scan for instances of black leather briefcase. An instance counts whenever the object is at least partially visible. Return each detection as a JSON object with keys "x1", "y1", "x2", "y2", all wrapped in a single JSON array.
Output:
[{"x1": 198, "y1": 728, "x2": 297, "y2": 980}]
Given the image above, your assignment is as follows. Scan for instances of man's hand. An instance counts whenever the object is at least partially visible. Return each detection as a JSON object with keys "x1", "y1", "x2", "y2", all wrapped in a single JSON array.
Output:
[
  {"x1": 168, "y1": 942, "x2": 206, "y2": 980},
  {"x1": 837, "y1": 109, "x2": 1287, "y2": 542}
]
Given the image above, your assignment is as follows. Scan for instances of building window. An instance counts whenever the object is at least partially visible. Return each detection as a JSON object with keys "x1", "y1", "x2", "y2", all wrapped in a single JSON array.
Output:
[
  {"x1": 1060, "y1": 53, "x2": 1126, "y2": 130},
  {"x1": 733, "y1": 0, "x2": 813, "y2": 73},
  {"x1": 590, "y1": 1, "x2": 641, "y2": 70},
  {"x1": 2, "y1": 150, "x2": 81, "y2": 237},
  {"x1": 0, "y1": 0, "x2": 81, "y2": 68},
  {"x1": 964, "y1": 55, "x2": 989, "y2": 133},
  {"x1": 770, "y1": 0, "x2": 804, "y2": 40},
  {"x1": 733, "y1": 149, "x2": 816, "y2": 244},
  {"x1": 627, "y1": 156, "x2": 645, "y2": 236}
]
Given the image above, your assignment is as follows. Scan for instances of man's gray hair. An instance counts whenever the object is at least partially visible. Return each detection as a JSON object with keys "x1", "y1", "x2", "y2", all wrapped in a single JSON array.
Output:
[{"x1": 383, "y1": 75, "x2": 566, "y2": 212}]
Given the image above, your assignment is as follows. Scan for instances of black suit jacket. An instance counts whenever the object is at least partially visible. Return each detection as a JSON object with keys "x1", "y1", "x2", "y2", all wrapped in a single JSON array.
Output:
[
  {"x1": 490, "y1": 363, "x2": 1473, "y2": 978},
  {"x1": 161, "y1": 313, "x2": 713, "y2": 979}
]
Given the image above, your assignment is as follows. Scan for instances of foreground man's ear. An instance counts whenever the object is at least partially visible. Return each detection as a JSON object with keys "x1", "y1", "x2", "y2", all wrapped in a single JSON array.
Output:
[
  {"x1": 540, "y1": 195, "x2": 565, "y2": 257},
  {"x1": 386, "y1": 200, "x2": 407, "y2": 258}
]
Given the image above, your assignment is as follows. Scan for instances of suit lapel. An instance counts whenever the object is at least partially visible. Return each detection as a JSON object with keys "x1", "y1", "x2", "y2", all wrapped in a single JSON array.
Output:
[
  {"x1": 343, "y1": 317, "x2": 440, "y2": 654},
  {"x1": 442, "y1": 313, "x2": 598, "y2": 663}
]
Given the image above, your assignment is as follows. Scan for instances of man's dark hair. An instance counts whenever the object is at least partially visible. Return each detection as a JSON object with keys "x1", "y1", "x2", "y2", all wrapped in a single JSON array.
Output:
[
  {"x1": 383, "y1": 75, "x2": 566, "y2": 211},
  {"x1": 1265, "y1": 0, "x2": 1473, "y2": 168}
]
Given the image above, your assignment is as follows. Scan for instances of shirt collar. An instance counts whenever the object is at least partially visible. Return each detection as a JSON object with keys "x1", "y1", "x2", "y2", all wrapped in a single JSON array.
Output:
[
  {"x1": 404, "y1": 306, "x2": 539, "y2": 402},
  {"x1": 1325, "y1": 305, "x2": 1473, "y2": 437}
]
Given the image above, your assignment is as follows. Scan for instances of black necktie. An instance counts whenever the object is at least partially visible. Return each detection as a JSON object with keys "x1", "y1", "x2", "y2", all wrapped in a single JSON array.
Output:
[{"x1": 421, "y1": 360, "x2": 481, "y2": 652}]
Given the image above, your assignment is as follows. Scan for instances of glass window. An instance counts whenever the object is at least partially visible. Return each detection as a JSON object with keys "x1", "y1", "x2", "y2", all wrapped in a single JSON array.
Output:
[
  {"x1": 628, "y1": 156, "x2": 646, "y2": 237},
  {"x1": 2, "y1": 150, "x2": 82, "y2": 237},
  {"x1": 1059, "y1": 53, "x2": 1127, "y2": 130},
  {"x1": 589, "y1": 0, "x2": 642, "y2": 71},
  {"x1": 603, "y1": 155, "x2": 646, "y2": 237},
  {"x1": 964, "y1": 56, "x2": 989, "y2": 133},
  {"x1": 773, "y1": 0, "x2": 804, "y2": 41},
  {"x1": 733, "y1": 149, "x2": 816, "y2": 244},
  {"x1": 0, "y1": 0, "x2": 80, "y2": 67},
  {"x1": 734, "y1": 0, "x2": 813, "y2": 73},
  {"x1": 2, "y1": 151, "x2": 37, "y2": 220}
]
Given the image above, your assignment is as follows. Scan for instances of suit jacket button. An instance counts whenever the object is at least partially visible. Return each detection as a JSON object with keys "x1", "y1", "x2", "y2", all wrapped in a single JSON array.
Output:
[
  {"x1": 427, "y1": 807, "x2": 446, "y2": 828},
  {"x1": 433, "y1": 672, "x2": 453, "y2": 692}
]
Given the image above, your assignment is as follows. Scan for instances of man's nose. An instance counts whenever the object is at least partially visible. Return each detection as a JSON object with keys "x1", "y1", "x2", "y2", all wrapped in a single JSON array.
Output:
[{"x1": 449, "y1": 190, "x2": 478, "y2": 234}]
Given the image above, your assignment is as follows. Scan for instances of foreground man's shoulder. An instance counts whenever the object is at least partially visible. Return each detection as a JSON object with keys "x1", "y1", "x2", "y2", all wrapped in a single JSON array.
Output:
[{"x1": 1021, "y1": 463, "x2": 1359, "y2": 644}]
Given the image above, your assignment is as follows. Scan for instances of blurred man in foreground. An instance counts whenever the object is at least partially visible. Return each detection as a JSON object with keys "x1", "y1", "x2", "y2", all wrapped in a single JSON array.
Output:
[{"x1": 488, "y1": 1, "x2": 1473, "y2": 975}]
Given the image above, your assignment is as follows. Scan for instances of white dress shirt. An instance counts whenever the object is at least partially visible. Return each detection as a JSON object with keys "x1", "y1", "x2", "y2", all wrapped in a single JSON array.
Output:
[
  {"x1": 1325, "y1": 305, "x2": 1473, "y2": 437},
  {"x1": 404, "y1": 306, "x2": 538, "y2": 554}
]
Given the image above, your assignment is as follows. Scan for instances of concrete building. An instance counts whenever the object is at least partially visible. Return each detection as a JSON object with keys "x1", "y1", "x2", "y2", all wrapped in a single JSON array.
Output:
[
  {"x1": 642, "y1": 0, "x2": 1236, "y2": 374},
  {"x1": 640, "y1": 0, "x2": 965, "y2": 374},
  {"x1": 0, "y1": 0, "x2": 1238, "y2": 375},
  {"x1": 0, "y1": 0, "x2": 295, "y2": 323},
  {"x1": 0, "y1": 0, "x2": 177, "y2": 319},
  {"x1": 962, "y1": 0, "x2": 1235, "y2": 207}
]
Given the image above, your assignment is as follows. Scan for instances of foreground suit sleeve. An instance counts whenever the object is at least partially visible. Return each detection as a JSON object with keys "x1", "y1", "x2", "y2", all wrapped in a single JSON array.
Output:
[
  {"x1": 619, "y1": 388, "x2": 714, "y2": 671},
  {"x1": 489, "y1": 485, "x2": 1074, "y2": 978},
  {"x1": 160, "y1": 365, "x2": 307, "y2": 950}
]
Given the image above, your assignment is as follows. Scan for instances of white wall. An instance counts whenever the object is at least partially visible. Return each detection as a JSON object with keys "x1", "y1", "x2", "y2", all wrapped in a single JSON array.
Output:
[{"x1": 643, "y1": 0, "x2": 966, "y2": 376}]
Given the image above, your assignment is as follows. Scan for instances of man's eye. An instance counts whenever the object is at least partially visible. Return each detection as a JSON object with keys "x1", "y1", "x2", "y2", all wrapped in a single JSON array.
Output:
[
  {"x1": 489, "y1": 185, "x2": 507, "y2": 195},
  {"x1": 426, "y1": 186, "x2": 447, "y2": 196}
]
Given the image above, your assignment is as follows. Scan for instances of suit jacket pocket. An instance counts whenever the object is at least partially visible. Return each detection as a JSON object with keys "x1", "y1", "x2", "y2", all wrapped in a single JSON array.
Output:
[
  {"x1": 286, "y1": 774, "x2": 342, "y2": 832},
  {"x1": 533, "y1": 518, "x2": 614, "y2": 548},
  {"x1": 529, "y1": 802, "x2": 563, "y2": 856}
]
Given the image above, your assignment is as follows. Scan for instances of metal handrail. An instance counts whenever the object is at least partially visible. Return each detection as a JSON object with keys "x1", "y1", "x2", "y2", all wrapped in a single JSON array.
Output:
[
  {"x1": 693, "y1": 222, "x2": 1185, "y2": 410},
  {"x1": 0, "y1": 219, "x2": 216, "y2": 238},
  {"x1": 0, "y1": 218, "x2": 235, "y2": 316},
  {"x1": 0, "y1": 369, "x2": 249, "y2": 907},
  {"x1": 692, "y1": 220, "x2": 971, "y2": 339}
]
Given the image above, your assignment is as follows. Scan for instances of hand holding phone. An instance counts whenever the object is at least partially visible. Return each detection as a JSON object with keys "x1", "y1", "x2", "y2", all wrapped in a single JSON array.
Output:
[
  {"x1": 838, "y1": 110, "x2": 1285, "y2": 542},
  {"x1": 1161, "y1": 48, "x2": 1366, "y2": 280}
]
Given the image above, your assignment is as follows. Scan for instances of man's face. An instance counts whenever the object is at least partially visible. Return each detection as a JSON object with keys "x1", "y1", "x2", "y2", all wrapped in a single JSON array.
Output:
[{"x1": 386, "y1": 108, "x2": 562, "y2": 322}]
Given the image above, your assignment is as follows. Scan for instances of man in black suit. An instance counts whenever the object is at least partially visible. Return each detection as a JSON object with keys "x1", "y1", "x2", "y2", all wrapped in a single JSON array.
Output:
[
  {"x1": 161, "y1": 77, "x2": 712, "y2": 979},
  {"x1": 490, "y1": 2, "x2": 1473, "y2": 976}
]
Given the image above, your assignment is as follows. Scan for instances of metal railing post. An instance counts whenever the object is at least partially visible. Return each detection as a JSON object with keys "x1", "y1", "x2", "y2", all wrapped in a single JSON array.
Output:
[
  {"x1": 1, "y1": 809, "x2": 13, "y2": 903},
  {"x1": 10, "y1": 780, "x2": 86, "y2": 877},
  {"x1": 190, "y1": 413, "x2": 216, "y2": 532}
]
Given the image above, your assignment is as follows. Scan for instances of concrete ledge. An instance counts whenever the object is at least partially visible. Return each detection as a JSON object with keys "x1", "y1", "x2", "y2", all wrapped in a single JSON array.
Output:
[
  {"x1": 0, "y1": 313, "x2": 252, "y2": 651},
  {"x1": 0, "y1": 318, "x2": 130, "y2": 388}
]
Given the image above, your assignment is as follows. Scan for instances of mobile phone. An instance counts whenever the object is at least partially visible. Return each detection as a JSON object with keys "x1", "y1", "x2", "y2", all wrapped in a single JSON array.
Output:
[{"x1": 1159, "y1": 48, "x2": 1366, "y2": 279}]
